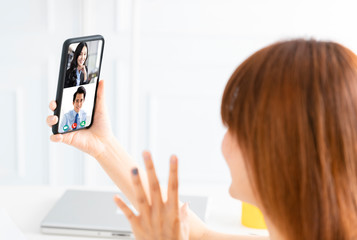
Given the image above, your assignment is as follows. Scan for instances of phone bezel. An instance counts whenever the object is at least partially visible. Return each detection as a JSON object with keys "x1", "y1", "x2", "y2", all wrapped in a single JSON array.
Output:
[{"x1": 52, "y1": 35, "x2": 105, "y2": 134}]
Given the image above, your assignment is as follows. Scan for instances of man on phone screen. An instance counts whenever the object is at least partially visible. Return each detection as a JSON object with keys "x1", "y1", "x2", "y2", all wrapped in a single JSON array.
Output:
[{"x1": 59, "y1": 86, "x2": 87, "y2": 133}]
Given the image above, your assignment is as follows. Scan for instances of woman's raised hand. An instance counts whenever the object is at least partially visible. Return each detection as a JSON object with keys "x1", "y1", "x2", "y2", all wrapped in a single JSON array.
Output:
[
  {"x1": 46, "y1": 80, "x2": 113, "y2": 158},
  {"x1": 114, "y1": 152, "x2": 189, "y2": 240}
]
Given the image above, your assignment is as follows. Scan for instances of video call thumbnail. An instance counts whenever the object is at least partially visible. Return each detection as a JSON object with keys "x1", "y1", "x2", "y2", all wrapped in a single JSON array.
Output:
[{"x1": 58, "y1": 40, "x2": 103, "y2": 133}]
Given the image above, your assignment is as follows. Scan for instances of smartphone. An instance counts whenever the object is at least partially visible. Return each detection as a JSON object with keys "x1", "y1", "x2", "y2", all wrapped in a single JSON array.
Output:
[{"x1": 52, "y1": 35, "x2": 104, "y2": 134}]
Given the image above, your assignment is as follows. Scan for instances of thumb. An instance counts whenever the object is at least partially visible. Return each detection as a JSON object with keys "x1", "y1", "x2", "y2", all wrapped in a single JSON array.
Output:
[
  {"x1": 96, "y1": 80, "x2": 105, "y2": 104},
  {"x1": 95, "y1": 80, "x2": 106, "y2": 113},
  {"x1": 92, "y1": 79, "x2": 112, "y2": 134},
  {"x1": 94, "y1": 80, "x2": 107, "y2": 116},
  {"x1": 180, "y1": 202, "x2": 189, "y2": 221},
  {"x1": 180, "y1": 202, "x2": 190, "y2": 240}
]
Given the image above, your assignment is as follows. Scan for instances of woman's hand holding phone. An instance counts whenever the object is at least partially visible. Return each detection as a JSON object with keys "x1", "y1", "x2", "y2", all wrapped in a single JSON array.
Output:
[
  {"x1": 47, "y1": 83, "x2": 192, "y2": 240},
  {"x1": 47, "y1": 80, "x2": 113, "y2": 158}
]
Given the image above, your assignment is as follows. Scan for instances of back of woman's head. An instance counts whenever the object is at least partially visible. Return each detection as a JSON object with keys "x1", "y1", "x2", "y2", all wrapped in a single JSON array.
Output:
[{"x1": 221, "y1": 39, "x2": 357, "y2": 240}]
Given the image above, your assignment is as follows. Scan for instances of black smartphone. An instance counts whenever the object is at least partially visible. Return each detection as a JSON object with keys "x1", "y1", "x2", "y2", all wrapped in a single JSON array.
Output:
[{"x1": 52, "y1": 35, "x2": 104, "y2": 134}]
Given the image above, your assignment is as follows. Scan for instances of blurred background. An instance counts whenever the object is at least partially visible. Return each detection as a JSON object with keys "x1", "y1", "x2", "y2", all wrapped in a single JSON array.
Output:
[{"x1": 1, "y1": 0, "x2": 357, "y2": 188}]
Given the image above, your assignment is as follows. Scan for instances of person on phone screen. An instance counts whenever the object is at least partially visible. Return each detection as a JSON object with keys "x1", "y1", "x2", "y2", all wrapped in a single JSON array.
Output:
[
  {"x1": 59, "y1": 86, "x2": 87, "y2": 133},
  {"x1": 64, "y1": 42, "x2": 88, "y2": 88}
]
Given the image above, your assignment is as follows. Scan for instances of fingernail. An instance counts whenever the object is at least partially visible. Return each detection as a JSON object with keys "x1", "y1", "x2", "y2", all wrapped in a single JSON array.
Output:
[
  {"x1": 49, "y1": 116, "x2": 56, "y2": 121},
  {"x1": 143, "y1": 152, "x2": 149, "y2": 161},
  {"x1": 131, "y1": 168, "x2": 138, "y2": 175},
  {"x1": 170, "y1": 157, "x2": 177, "y2": 164}
]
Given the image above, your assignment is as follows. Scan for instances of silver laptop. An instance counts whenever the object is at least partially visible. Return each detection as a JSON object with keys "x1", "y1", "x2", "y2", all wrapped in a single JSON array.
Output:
[{"x1": 41, "y1": 189, "x2": 208, "y2": 239}]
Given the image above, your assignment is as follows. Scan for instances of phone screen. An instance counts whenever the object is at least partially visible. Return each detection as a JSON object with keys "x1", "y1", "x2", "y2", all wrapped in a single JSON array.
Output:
[{"x1": 57, "y1": 38, "x2": 103, "y2": 133}]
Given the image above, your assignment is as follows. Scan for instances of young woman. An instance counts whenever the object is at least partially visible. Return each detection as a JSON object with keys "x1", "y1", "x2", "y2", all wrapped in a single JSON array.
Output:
[
  {"x1": 47, "y1": 39, "x2": 357, "y2": 239},
  {"x1": 64, "y1": 41, "x2": 88, "y2": 88}
]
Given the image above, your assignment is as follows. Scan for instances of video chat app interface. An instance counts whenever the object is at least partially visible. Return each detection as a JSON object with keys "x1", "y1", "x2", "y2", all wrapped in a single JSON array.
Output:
[{"x1": 58, "y1": 40, "x2": 103, "y2": 133}]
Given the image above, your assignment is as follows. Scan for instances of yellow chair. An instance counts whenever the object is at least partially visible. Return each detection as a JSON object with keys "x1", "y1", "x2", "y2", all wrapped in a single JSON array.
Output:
[{"x1": 241, "y1": 202, "x2": 267, "y2": 229}]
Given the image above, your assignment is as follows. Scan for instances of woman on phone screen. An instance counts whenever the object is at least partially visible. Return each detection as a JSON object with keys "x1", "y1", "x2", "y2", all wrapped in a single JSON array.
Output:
[{"x1": 64, "y1": 42, "x2": 88, "y2": 88}]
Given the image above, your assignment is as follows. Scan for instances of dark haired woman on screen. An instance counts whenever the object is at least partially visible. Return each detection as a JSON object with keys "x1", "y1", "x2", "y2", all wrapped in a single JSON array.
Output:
[
  {"x1": 48, "y1": 39, "x2": 357, "y2": 240},
  {"x1": 64, "y1": 42, "x2": 88, "y2": 88}
]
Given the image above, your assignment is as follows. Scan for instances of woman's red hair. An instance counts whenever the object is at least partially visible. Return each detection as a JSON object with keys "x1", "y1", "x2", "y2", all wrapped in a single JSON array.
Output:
[{"x1": 221, "y1": 39, "x2": 357, "y2": 239}]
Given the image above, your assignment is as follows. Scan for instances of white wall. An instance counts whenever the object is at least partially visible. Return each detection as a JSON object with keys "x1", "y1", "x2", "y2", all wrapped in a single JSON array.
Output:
[{"x1": 1, "y1": 0, "x2": 357, "y2": 187}]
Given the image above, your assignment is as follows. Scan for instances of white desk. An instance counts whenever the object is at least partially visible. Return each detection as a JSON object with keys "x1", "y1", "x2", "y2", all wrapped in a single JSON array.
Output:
[{"x1": 0, "y1": 185, "x2": 268, "y2": 239}]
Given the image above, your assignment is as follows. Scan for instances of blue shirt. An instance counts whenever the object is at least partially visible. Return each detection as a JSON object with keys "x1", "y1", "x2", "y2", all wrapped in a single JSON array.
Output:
[
  {"x1": 59, "y1": 109, "x2": 87, "y2": 133},
  {"x1": 76, "y1": 69, "x2": 81, "y2": 86}
]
